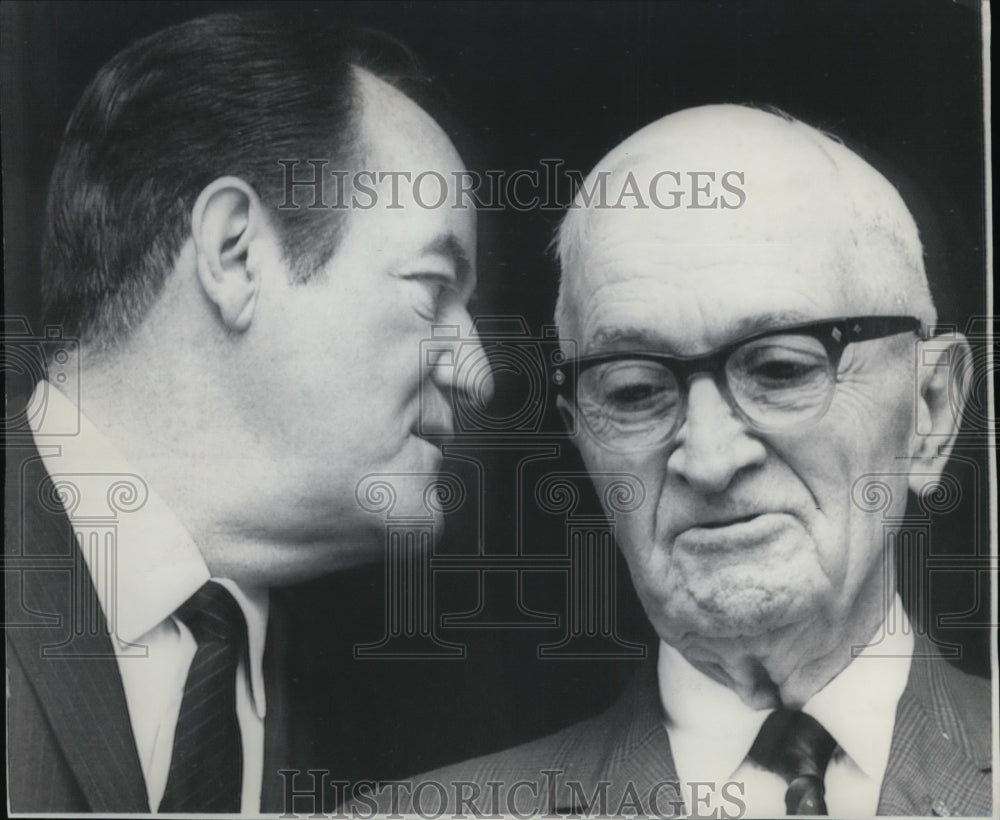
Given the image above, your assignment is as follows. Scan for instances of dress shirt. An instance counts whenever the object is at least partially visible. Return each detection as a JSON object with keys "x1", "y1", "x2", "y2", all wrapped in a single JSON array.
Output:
[
  {"x1": 29, "y1": 381, "x2": 269, "y2": 813},
  {"x1": 659, "y1": 597, "x2": 913, "y2": 817}
]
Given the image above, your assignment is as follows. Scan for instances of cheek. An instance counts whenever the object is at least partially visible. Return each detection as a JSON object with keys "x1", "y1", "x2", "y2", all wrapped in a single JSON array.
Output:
[
  {"x1": 775, "y1": 395, "x2": 914, "y2": 581},
  {"x1": 782, "y1": 373, "x2": 914, "y2": 499},
  {"x1": 615, "y1": 529, "x2": 671, "y2": 628},
  {"x1": 576, "y1": 438, "x2": 670, "y2": 542},
  {"x1": 578, "y1": 448, "x2": 679, "y2": 616}
]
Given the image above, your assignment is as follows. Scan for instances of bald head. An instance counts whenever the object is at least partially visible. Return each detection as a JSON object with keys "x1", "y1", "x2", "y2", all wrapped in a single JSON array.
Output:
[{"x1": 555, "y1": 104, "x2": 934, "y2": 343}]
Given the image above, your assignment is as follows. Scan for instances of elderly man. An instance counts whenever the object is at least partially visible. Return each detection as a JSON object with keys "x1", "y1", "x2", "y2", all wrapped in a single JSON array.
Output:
[
  {"x1": 4, "y1": 12, "x2": 486, "y2": 814},
  {"x1": 371, "y1": 106, "x2": 990, "y2": 818}
]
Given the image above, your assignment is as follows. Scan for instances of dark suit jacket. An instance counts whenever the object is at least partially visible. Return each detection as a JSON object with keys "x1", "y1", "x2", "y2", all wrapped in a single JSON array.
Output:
[
  {"x1": 375, "y1": 642, "x2": 992, "y2": 817},
  {"x1": 4, "y1": 436, "x2": 307, "y2": 813}
]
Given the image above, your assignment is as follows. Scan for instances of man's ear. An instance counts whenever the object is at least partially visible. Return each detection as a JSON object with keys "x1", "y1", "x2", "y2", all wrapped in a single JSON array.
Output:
[
  {"x1": 191, "y1": 176, "x2": 265, "y2": 331},
  {"x1": 909, "y1": 332, "x2": 972, "y2": 492}
]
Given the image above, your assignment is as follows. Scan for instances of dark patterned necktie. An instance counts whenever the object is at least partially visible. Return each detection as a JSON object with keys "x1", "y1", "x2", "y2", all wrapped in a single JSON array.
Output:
[
  {"x1": 158, "y1": 581, "x2": 247, "y2": 812},
  {"x1": 748, "y1": 709, "x2": 838, "y2": 815}
]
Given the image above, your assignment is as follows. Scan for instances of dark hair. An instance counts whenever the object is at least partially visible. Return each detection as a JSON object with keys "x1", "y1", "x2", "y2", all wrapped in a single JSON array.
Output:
[{"x1": 41, "y1": 12, "x2": 435, "y2": 347}]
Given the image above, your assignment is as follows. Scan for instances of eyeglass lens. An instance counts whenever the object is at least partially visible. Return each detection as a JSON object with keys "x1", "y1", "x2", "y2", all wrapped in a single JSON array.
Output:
[{"x1": 577, "y1": 332, "x2": 837, "y2": 445}]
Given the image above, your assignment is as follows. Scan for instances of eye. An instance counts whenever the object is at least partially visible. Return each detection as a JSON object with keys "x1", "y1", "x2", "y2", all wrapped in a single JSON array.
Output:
[
  {"x1": 582, "y1": 360, "x2": 679, "y2": 416},
  {"x1": 750, "y1": 356, "x2": 818, "y2": 382},
  {"x1": 605, "y1": 382, "x2": 668, "y2": 410},
  {"x1": 738, "y1": 342, "x2": 828, "y2": 387},
  {"x1": 406, "y1": 273, "x2": 456, "y2": 320},
  {"x1": 728, "y1": 336, "x2": 832, "y2": 406}
]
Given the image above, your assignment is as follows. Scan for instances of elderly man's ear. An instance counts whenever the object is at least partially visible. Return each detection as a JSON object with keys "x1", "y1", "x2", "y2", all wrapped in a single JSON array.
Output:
[
  {"x1": 190, "y1": 176, "x2": 267, "y2": 331},
  {"x1": 908, "y1": 332, "x2": 973, "y2": 490}
]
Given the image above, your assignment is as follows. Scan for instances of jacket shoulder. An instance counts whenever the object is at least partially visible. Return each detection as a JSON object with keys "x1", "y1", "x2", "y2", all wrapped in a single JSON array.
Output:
[
  {"x1": 428, "y1": 707, "x2": 612, "y2": 785},
  {"x1": 359, "y1": 704, "x2": 621, "y2": 816},
  {"x1": 929, "y1": 659, "x2": 992, "y2": 766}
]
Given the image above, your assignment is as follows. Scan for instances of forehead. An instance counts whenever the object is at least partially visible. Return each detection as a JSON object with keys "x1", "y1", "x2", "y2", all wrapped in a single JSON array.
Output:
[
  {"x1": 355, "y1": 68, "x2": 464, "y2": 173},
  {"x1": 566, "y1": 109, "x2": 917, "y2": 352},
  {"x1": 337, "y1": 70, "x2": 475, "y2": 265}
]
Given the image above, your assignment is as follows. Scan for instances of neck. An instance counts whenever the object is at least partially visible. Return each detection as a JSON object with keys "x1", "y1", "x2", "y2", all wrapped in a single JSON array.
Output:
[
  {"x1": 678, "y1": 586, "x2": 893, "y2": 709},
  {"x1": 63, "y1": 343, "x2": 257, "y2": 576},
  {"x1": 60, "y1": 344, "x2": 378, "y2": 587}
]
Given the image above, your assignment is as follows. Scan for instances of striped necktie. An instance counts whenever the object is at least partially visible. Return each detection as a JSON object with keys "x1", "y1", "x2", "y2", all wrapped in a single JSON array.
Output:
[
  {"x1": 158, "y1": 581, "x2": 247, "y2": 812},
  {"x1": 748, "y1": 709, "x2": 838, "y2": 815}
]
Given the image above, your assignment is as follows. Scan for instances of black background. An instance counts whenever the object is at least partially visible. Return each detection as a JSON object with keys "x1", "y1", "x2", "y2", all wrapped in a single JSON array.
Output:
[{"x1": 2, "y1": 0, "x2": 990, "y2": 787}]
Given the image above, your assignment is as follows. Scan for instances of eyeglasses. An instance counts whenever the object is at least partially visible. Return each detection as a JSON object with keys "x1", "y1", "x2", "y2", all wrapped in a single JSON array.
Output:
[{"x1": 551, "y1": 316, "x2": 924, "y2": 451}]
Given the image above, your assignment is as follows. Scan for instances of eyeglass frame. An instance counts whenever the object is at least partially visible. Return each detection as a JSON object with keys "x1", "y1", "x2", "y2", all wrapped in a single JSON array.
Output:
[{"x1": 550, "y1": 315, "x2": 925, "y2": 447}]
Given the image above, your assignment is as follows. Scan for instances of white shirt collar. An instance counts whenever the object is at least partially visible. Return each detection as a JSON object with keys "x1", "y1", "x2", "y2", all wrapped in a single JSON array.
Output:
[
  {"x1": 658, "y1": 640, "x2": 771, "y2": 786},
  {"x1": 216, "y1": 578, "x2": 270, "y2": 720},
  {"x1": 658, "y1": 596, "x2": 913, "y2": 785},
  {"x1": 29, "y1": 380, "x2": 269, "y2": 719},
  {"x1": 802, "y1": 598, "x2": 913, "y2": 780}
]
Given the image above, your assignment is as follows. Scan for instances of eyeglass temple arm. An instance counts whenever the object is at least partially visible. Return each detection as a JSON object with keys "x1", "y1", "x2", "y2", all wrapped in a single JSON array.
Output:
[{"x1": 844, "y1": 316, "x2": 925, "y2": 342}]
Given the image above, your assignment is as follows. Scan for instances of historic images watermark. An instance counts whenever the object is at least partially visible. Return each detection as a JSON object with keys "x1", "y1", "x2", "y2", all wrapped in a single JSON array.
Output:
[
  {"x1": 277, "y1": 159, "x2": 747, "y2": 212},
  {"x1": 279, "y1": 770, "x2": 749, "y2": 819}
]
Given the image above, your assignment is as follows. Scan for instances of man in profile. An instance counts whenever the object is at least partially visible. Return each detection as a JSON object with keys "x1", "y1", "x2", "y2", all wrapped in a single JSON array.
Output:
[
  {"x1": 383, "y1": 105, "x2": 991, "y2": 817},
  {"x1": 5, "y1": 12, "x2": 487, "y2": 813}
]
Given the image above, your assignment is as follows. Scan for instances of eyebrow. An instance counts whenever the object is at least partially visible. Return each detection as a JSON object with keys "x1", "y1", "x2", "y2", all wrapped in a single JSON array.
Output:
[
  {"x1": 723, "y1": 310, "x2": 816, "y2": 338},
  {"x1": 420, "y1": 233, "x2": 474, "y2": 293},
  {"x1": 587, "y1": 310, "x2": 816, "y2": 354},
  {"x1": 588, "y1": 327, "x2": 667, "y2": 352}
]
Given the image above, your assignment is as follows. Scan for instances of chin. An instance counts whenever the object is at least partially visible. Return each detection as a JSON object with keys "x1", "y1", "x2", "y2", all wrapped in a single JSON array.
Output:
[
  {"x1": 353, "y1": 448, "x2": 451, "y2": 506},
  {"x1": 386, "y1": 493, "x2": 448, "y2": 529},
  {"x1": 656, "y1": 576, "x2": 824, "y2": 644},
  {"x1": 412, "y1": 434, "x2": 446, "y2": 471}
]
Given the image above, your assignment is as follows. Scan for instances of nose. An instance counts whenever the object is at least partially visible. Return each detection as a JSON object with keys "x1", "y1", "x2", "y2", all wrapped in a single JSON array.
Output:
[
  {"x1": 429, "y1": 309, "x2": 496, "y2": 408},
  {"x1": 666, "y1": 374, "x2": 766, "y2": 493}
]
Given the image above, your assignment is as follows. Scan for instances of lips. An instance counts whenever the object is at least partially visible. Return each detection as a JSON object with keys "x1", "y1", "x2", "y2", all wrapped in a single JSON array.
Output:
[
  {"x1": 697, "y1": 513, "x2": 760, "y2": 529},
  {"x1": 674, "y1": 512, "x2": 795, "y2": 553},
  {"x1": 413, "y1": 431, "x2": 447, "y2": 458},
  {"x1": 411, "y1": 410, "x2": 455, "y2": 447},
  {"x1": 412, "y1": 429, "x2": 453, "y2": 460}
]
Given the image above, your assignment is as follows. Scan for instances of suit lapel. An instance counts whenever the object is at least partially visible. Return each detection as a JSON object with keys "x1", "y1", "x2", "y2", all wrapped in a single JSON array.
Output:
[
  {"x1": 878, "y1": 639, "x2": 992, "y2": 816},
  {"x1": 602, "y1": 660, "x2": 679, "y2": 801},
  {"x1": 550, "y1": 660, "x2": 680, "y2": 815},
  {"x1": 6, "y1": 443, "x2": 148, "y2": 812}
]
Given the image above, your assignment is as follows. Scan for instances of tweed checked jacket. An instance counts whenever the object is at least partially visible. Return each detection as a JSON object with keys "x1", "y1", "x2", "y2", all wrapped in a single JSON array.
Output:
[
  {"x1": 4, "y1": 435, "x2": 306, "y2": 813},
  {"x1": 379, "y1": 644, "x2": 992, "y2": 817}
]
